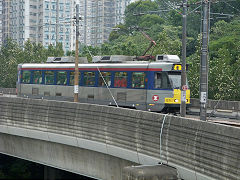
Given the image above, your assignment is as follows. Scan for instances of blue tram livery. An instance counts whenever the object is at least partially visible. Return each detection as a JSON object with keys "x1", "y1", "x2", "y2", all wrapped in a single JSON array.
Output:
[{"x1": 17, "y1": 55, "x2": 190, "y2": 112}]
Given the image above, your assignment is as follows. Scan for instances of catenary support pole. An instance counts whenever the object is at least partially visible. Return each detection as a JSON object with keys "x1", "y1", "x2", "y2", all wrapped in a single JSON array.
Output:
[
  {"x1": 180, "y1": 0, "x2": 187, "y2": 117},
  {"x1": 200, "y1": 0, "x2": 209, "y2": 120},
  {"x1": 56, "y1": 0, "x2": 59, "y2": 43},
  {"x1": 74, "y1": 4, "x2": 79, "y2": 102}
]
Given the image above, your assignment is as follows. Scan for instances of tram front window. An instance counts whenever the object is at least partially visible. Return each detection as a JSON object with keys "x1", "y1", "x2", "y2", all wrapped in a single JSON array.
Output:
[{"x1": 168, "y1": 72, "x2": 188, "y2": 89}]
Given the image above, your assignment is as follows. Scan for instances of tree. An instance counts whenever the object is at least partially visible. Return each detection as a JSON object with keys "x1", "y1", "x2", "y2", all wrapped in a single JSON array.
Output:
[
  {"x1": 22, "y1": 40, "x2": 47, "y2": 63},
  {"x1": 125, "y1": 0, "x2": 159, "y2": 29},
  {"x1": 32, "y1": 43, "x2": 48, "y2": 63},
  {"x1": 54, "y1": 42, "x2": 65, "y2": 57},
  {"x1": 207, "y1": 19, "x2": 240, "y2": 100},
  {"x1": 47, "y1": 43, "x2": 64, "y2": 57},
  {"x1": 210, "y1": 20, "x2": 240, "y2": 64},
  {"x1": 0, "y1": 39, "x2": 65, "y2": 88},
  {"x1": 0, "y1": 39, "x2": 23, "y2": 88},
  {"x1": 187, "y1": 19, "x2": 240, "y2": 100},
  {"x1": 186, "y1": 44, "x2": 201, "y2": 98},
  {"x1": 109, "y1": 24, "x2": 129, "y2": 42},
  {"x1": 154, "y1": 25, "x2": 182, "y2": 56},
  {"x1": 208, "y1": 49, "x2": 239, "y2": 100}
]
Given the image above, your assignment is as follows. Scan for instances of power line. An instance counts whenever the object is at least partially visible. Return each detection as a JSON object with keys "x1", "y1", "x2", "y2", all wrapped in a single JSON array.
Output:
[
  {"x1": 125, "y1": 0, "x2": 143, "y2": 14},
  {"x1": 156, "y1": 0, "x2": 183, "y2": 15},
  {"x1": 223, "y1": 1, "x2": 240, "y2": 13},
  {"x1": 132, "y1": 9, "x2": 174, "y2": 16},
  {"x1": 187, "y1": 5, "x2": 202, "y2": 15}
]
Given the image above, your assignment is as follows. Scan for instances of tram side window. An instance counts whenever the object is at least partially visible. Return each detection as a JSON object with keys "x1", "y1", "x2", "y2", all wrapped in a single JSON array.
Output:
[
  {"x1": 69, "y1": 72, "x2": 81, "y2": 85},
  {"x1": 33, "y1": 71, "x2": 42, "y2": 84},
  {"x1": 99, "y1": 72, "x2": 111, "y2": 87},
  {"x1": 154, "y1": 72, "x2": 171, "y2": 89},
  {"x1": 114, "y1": 72, "x2": 127, "y2": 88},
  {"x1": 22, "y1": 71, "x2": 31, "y2": 83},
  {"x1": 132, "y1": 72, "x2": 146, "y2": 88},
  {"x1": 45, "y1": 71, "x2": 55, "y2": 85},
  {"x1": 83, "y1": 72, "x2": 95, "y2": 86},
  {"x1": 57, "y1": 71, "x2": 67, "y2": 85}
]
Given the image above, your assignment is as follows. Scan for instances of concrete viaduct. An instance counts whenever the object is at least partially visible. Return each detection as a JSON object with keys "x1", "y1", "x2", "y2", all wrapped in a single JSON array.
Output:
[{"x1": 0, "y1": 96, "x2": 239, "y2": 179}]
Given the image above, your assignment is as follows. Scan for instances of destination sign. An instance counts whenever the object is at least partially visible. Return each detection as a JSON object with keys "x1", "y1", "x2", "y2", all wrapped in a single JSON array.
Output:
[{"x1": 172, "y1": 64, "x2": 189, "y2": 71}]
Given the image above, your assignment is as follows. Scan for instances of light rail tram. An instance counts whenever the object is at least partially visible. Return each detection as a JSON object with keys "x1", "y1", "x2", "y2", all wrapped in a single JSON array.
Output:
[{"x1": 17, "y1": 55, "x2": 190, "y2": 112}]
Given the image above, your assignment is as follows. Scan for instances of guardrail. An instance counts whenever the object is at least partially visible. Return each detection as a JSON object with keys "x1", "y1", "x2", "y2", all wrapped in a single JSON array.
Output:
[{"x1": 0, "y1": 97, "x2": 239, "y2": 180}]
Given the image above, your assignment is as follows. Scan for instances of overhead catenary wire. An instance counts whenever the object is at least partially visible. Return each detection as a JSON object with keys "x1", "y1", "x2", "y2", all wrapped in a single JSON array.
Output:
[
  {"x1": 156, "y1": 0, "x2": 183, "y2": 15},
  {"x1": 11, "y1": 0, "x2": 238, "y2": 50},
  {"x1": 85, "y1": 46, "x2": 119, "y2": 108},
  {"x1": 223, "y1": 1, "x2": 240, "y2": 13},
  {"x1": 187, "y1": 5, "x2": 202, "y2": 15}
]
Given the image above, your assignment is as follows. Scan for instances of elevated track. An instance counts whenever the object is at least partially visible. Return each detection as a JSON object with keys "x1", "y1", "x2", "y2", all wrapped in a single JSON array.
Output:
[{"x1": 0, "y1": 96, "x2": 239, "y2": 179}]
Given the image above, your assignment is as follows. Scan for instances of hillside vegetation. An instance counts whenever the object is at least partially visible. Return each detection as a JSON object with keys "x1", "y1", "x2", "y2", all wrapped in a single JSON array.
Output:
[{"x1": 0, "y1": 0, "x2": 239, "y2": 100}]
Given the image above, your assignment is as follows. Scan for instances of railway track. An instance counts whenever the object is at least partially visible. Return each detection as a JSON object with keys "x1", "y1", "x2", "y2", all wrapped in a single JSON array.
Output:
[{"x1": 186, "y1": 109, "x2": 240, "y2": 127}]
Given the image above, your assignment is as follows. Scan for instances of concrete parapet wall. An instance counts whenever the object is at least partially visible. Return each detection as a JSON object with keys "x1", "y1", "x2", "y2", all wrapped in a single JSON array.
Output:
[
  {"x1": 0, "y1": 97, "x2": 239, "y2": 180},
  {"x1": 0, "y1": 88, "x2": 16, "y2": 95}
]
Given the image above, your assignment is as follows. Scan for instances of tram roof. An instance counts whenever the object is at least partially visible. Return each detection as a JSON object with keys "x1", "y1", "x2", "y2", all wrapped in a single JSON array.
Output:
[{"x1": 19, "y1": 61, "x2": 179, "y2": 71}]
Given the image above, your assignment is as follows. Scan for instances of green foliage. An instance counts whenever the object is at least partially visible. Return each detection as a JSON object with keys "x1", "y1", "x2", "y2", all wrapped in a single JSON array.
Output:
[
  {"x1": 187, "y1": 48, "x2": 201, "y2": 98},
  {"x1": 108, "y1": 33, "x2": 149, "y2": 55},
  {"x1": 82, "y1": 25, "x2": 181, "y2": 60},
  {"x1": 23, "y1": 40, "x2": 48, "y2": 63},
  {"x1": 47, "y1": 43, "x2": 64, "y2": 57},
  {"x1": 153, "y1": 26, "x2": 181, "y2": 56},
  {"x1": 76, "y1": 1, "x2": 240, "y2": 101},
  {"x1": 207, "y1": 19, "x2": 240, "y2": 100},
  {"x1": 139, "y1": 14, "x2": 165, "y2": 29},
  {"x1": 109, "y1": 24, "x2": 130, "y2": 41},
  {"x1": 1, "y1": 0, "x2": 240, "y2": 101},
  {"x1": 208, "y1": 50, "x2": 236, "y2": 100},
  {"x1": 0, "y1": 39, "x2": 23, "y2": 88},
  {"x1": 210, "y1": 20, "x2": 240, "y2": 64},
  {"x1": 0, "y1": 39, "x2": 65, "y2": 88},
  {"x1": 166, "y1": 10, "x2": 182, "y2": 27},
  {"x1": 125, "y1": 0, "x2": 159, "y2": 28},
  {"x1": 187, "y1": 19, "x2": 240, "y2": 100}
]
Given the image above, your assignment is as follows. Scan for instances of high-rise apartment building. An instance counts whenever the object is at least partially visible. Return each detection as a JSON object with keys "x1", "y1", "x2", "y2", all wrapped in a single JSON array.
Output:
[
  {"x1": 40, "y1": 0, "x2": 76, "y2": 52},
  {"x1": 2, "y1": 0, "x2": 76, "y2": 52},
  {"x1": 1, "y1": 0, "x2": 137, "y2": 50},
  {"x1": 0, "y1": 0, "x2": 3, "y2": 46},
  {"x1": 116, "y1": 0, "x2": 137, "y2": 24},
  {"x1": 78, "y1": 0, "x2": 137, "y2": 47},
  {"x1": 2, "y1": 0, "x2": 10, "y2": 45}
]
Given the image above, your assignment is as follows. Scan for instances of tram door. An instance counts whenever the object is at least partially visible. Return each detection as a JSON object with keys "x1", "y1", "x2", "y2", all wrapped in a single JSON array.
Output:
[{"x1": 147, "y1": 72, "x2": 173, "y2": 111}]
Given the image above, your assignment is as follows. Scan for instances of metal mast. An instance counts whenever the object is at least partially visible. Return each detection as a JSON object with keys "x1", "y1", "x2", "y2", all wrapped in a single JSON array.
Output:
[
  {"x1": 200, "y1": 0, "x2": 209, "y2": 120},
  {"x1": 56, "y1": 0, "x2": 59, "y2": 43},
  {"x1": 180, "y1": 0, "x2": 187, "y2": 117},
  {"x1": 74, "y1": 4, "x2": 80, "y2": 102}
]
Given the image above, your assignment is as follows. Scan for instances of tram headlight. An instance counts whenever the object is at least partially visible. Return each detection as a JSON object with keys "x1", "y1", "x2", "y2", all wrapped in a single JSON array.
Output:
[{"x1": 174, "y1": 99, "x2": 178, "y2": 103}]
